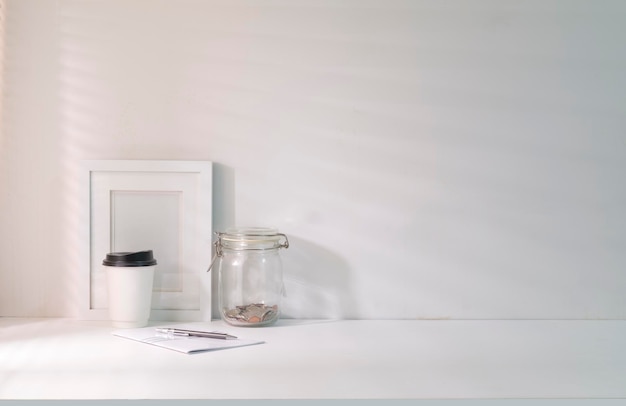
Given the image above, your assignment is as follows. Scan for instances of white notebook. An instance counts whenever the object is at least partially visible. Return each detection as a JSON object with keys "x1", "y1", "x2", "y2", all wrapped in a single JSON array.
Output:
[{"x1": 113, "y1": 323, "x2": 264, "y2": 354}]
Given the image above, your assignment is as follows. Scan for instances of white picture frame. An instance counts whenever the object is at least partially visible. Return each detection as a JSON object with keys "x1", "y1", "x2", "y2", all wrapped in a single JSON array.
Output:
[{"x1": 80, "y1": 160, "x2": 213, "y2": 322}]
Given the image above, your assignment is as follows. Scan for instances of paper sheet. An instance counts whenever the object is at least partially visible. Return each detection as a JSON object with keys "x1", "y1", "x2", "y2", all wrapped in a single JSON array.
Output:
[{"x1": 113, "y1": 323, "x2": 264, "y2": 354}]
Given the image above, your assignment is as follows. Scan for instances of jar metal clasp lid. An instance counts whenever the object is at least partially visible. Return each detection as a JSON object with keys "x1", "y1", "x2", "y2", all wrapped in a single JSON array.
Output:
[{"x1": 206, "y1": 230, "x2": 289, "y2": 272}]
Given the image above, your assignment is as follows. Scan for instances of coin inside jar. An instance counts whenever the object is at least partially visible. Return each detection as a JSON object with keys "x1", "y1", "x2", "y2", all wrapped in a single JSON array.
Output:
[{"x1": 223, "y1": 303, "x2": 278, "y2": 326}]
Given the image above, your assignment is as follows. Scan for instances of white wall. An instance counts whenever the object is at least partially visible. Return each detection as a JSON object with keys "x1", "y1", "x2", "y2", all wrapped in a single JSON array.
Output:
[{"x1": 1, "y1": 0, "x2": 625, "y2": 320}]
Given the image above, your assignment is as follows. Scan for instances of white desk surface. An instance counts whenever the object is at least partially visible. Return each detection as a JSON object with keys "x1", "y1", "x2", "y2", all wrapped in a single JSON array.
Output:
[{"x1": 0, "y1": 318, "x2": 625, "y2": 400}]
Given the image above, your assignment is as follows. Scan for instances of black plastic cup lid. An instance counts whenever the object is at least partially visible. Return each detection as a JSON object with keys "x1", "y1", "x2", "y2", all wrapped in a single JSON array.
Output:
[{"x1": 102, "y1": 250, "x2": 157, "y2": 267}]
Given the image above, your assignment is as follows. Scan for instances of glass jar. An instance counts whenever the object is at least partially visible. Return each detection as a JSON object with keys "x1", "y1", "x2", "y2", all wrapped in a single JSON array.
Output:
[{"x1": 209, "y1": 227, "x2": 289, "y2": 327}]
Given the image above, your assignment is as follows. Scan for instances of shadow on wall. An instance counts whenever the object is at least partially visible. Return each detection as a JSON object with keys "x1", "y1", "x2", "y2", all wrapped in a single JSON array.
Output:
[
  {"x1": 212, "y1": 163, "x2": 235, "y2": 232},
  {"x1": 210, "y1": 163, "x2": 354, "y2": 319},
  {"x1": 211, "y1": 163, "x2": 235, "y2": 317},
  {"x1": 280, "y1": 235, "x2": 354, "y2": 320}
]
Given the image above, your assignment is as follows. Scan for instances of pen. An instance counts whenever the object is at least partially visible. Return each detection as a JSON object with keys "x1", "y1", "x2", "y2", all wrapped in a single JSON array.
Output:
[{"x1": 155, "y1": 328, "x2": 238, "y2": 340}]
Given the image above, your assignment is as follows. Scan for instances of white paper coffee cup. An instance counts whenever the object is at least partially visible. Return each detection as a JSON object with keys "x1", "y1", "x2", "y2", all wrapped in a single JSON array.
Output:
[{"x1": 103, "y1": 250, "x2": 157, "y2": 328}]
